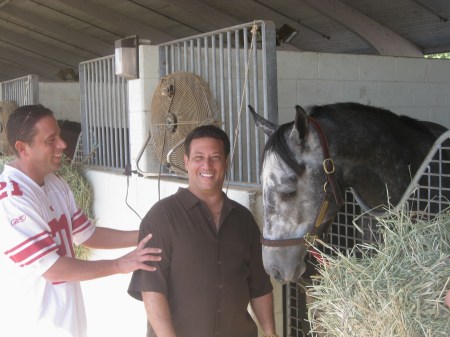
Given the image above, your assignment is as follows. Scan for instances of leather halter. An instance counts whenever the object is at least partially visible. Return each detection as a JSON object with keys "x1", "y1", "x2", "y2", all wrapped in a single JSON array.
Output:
[{"x1": 260, "y1": 117, "x2": 345, "y2": 247}]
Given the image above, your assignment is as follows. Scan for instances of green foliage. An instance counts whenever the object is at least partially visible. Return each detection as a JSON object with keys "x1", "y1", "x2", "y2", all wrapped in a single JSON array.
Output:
[{"x1": 425, "y1": 52, "x2": 450, "y2": 59}]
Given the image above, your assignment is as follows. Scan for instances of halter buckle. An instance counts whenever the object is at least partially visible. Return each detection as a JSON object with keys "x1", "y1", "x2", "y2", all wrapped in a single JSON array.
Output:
[{"x1": 323, "y1": 158, "x2": 335, "y2": 174}]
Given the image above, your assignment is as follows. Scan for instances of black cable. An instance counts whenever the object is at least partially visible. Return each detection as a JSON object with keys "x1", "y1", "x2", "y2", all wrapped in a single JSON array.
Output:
[{"x1": 125, "y1": 173, "x2": 142, "y2": 220}]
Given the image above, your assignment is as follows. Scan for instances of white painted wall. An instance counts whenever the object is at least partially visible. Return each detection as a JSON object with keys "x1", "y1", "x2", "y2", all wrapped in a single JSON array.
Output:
[
  {"x1": 39, "y1": 82, "x2": 81, "y2": 122},
  {"x1": 277, "y1": 51, "x2": 450, "y2": 128}
]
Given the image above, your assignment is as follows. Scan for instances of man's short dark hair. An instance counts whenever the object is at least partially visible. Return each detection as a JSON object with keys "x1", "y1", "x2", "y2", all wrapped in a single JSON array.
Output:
[
  {"x1": 7, "y1": 104, "x2": 54, "y2": 155},
  {"x1": 184, "y1": 125, "x2": 230, "y2": 157}
]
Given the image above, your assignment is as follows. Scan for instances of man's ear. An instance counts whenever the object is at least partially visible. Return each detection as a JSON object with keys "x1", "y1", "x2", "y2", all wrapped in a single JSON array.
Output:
[
  {"x1": 183, "y1": 154, "x2": 189, "y2": 171},
  {"x1": 14, "y1": 140, "x2": 27, "y2": 156}
]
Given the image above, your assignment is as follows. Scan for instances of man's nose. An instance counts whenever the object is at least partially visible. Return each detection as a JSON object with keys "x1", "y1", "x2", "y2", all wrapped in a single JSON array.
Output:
[{"x1": 58, "y1": 136, "x2": 67, "y2": 150}]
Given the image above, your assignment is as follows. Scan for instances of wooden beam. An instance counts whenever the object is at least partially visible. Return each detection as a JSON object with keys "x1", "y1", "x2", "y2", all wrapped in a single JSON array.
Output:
[
  {"x1": 0, "y1": 43, "x2": 62, "y2": 76},
  {"x1": 0, "y1": 61, "x2": 34, "y2": 80},
  {"x1": 302, "y1": 0, "x2": 423, "y2": 57},
  {"x1": 164, "y1": 0, "x2": 240, "y2": 28},
  {"x1": 44, "y1": 0, "x2": 176, "y2": 44},
  {"x1": 0, "y1": 26, "x2": 83, "y2": 67},
  {"x1": 0, "y1": 3, "x2": 113, "y2": 56}
]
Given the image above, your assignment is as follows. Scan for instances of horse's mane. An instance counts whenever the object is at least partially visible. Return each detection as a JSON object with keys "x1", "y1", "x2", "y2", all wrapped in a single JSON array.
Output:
[
  {"x1": 262, "y1": 102, "x2": 442, "y2": 175},
  {"x1": 262, "y1": 122, "x2": 304, "y2": 175},
  {"x1": 308, "y1": 102, "x2": 438, "y2": 141}
]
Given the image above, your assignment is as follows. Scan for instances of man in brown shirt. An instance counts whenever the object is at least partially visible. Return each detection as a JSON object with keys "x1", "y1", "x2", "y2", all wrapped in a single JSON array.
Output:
[{"x1": 128, "y1": 125, "x2": 277, "y2": 337}]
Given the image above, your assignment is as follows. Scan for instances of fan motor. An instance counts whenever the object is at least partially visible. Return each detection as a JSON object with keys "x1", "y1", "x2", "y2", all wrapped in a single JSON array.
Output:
[{"x1": 164, "y1": 112, "x2": 177, "y2": 133}]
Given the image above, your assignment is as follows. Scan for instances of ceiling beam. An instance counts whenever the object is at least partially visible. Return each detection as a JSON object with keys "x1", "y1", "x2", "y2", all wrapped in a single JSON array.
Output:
[
  {"x1": 0, "y1": 26, "x2": 83, "y2": 67},
  {"x1": 40, "y1": 0, "x2": 176, "y2": 44},
  {"x1": 302, "y1": 0, "x2": 423, "y2": 57},
  {"x1": 0, "y1": 61, "x2": 34, "y2": 80},
  {"x1": 0, "y1": 43, "x2": 62, "y2": 76},
  {"x1": 163, "y1": 0, "x2": 241, "y2": 28},
  {"x1": 423, "y1": 45, "x2": 450, "y2": 55},
  {"x1": 0, "y1": 3, "x2": 113, "y2": 56}
]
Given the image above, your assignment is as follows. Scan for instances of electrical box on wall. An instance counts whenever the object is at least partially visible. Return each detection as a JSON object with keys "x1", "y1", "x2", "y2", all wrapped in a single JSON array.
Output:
[{"x1": 115, "y1": 35, "x2": 139, "y2": 79}]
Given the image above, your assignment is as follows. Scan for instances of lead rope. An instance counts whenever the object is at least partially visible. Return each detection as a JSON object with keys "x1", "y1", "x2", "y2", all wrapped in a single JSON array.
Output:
[{"x1": 226, "y1": 21, "x2": 259, "y2": 194}]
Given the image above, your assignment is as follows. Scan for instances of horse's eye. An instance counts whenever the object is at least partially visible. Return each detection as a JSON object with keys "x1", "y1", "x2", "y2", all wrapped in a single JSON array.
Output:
[{"x1": 280, "y1": 191, "x2": 296, "y2": 200}]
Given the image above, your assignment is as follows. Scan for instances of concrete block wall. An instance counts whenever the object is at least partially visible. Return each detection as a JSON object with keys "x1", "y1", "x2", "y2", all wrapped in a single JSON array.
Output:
[
  {"x1": 39, "y1": 82, "x2": 81, "y2": 122},
  {"x1": 128, "y1": 45, "x2": 162, "y2": 173},
  {"x1": 277, "y1": 51, "x2": 450, "y2": 129}
]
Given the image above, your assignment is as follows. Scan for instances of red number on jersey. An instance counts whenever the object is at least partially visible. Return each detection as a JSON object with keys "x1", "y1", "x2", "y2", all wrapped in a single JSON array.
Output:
[{"x1": 0, "y1": 180, "x2": 24, "y2": 200}]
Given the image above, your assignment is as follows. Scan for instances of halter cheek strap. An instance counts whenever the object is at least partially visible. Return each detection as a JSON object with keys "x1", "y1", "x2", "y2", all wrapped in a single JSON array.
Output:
[{"x1": 260, "y1": 117, "x2": 344, "y2": 248}]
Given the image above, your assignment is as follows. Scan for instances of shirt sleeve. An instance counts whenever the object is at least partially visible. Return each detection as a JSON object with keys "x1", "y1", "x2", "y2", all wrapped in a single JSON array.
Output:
[
  {"x1": 128, "y1": 199, "x2": 173, "y2": 301},
  {"x1": 247, "y1": 215, "x2": 273, "y2": 299}
]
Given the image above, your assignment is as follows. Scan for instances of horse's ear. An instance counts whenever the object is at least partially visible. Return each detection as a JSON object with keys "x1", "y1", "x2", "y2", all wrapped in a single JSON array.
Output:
[
  {"x1": 290, "y1": 105, "x2": 309, "y2": 142},
  {"x1": 248, "y1": 105, "x2": 276, "y2": 137}
]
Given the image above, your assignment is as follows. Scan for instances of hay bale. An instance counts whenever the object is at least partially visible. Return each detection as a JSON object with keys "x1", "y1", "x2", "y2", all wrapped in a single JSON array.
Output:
[
  {"x1": 0, "y1": 155, "x2": 94, "y2": 259},
  {"x1": 308, "y1": 211, "x2": 450, "y2": 337}
]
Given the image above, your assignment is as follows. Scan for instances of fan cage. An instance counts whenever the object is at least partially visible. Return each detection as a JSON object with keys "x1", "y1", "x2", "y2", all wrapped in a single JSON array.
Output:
[{"x1": 150, "y1": 71, "x2": 218, "y2": 174}]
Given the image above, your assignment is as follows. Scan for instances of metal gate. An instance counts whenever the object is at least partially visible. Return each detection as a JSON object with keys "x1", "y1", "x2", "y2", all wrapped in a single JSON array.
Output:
[
  {"x1": 79, "y1": 56, "x2": 130, "y2": 170},
  {"x1": 158, "y1": 20, "x2": 278, "y2": 185},
  {"x1": 286, "y1": 131, "x2": 450, "y2": 337},
  {"x1": 0, "y1": 75, "x2": 39, "y2": 106},
  {"x1": 79, "y1": 20, "x2": 277, "y2": 183}
]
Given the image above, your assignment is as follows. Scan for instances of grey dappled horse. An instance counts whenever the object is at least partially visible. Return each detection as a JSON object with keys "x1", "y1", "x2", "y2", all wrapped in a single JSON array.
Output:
[{"x1": 250, "y1": 102, "x2": 448, "y2": 283}]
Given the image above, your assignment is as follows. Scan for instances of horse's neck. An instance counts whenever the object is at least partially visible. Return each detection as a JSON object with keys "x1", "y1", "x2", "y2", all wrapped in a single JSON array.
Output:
[{"x1": 328, "y1": 126, "x2": 410, "y2": 210}]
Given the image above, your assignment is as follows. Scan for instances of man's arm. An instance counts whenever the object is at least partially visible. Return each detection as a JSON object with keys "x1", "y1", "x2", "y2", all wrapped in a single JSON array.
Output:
[
  {"x1": 43, "y1": 234, "x2": 161, "y2": 283},
  {"x1": 250, "y1": 292, "x2": 277, "y2": 336},
  {"x1": 83, "y1": 227, "x2": 139, "y2": 249},
  {"x1": 142, "y1": 291, "x2": 177, "y2": 337}
]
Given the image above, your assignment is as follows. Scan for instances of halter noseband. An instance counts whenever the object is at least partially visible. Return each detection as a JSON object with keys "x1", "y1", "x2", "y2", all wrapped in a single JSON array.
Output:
[{"x1": 260, "y1": 117, "x2": 345, "y2": 248}]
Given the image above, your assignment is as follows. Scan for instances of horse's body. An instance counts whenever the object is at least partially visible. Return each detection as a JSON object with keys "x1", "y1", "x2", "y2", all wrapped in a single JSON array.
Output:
[
  {"x1": 250, "y1": 102, "x2": 448, "y2": 283},
  {"x1": 58, "y1": 120, "x2": 81, "y2": 160}
]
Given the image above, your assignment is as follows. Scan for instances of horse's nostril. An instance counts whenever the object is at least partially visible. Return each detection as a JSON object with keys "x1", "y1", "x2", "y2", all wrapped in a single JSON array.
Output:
[{"x1": 271, "y1": 268, "x2": 283, "y2": 282}]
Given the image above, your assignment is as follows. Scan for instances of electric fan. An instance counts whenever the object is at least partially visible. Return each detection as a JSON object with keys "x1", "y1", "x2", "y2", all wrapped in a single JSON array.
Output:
[
  {"x1": 149, "y1": 71, "x2": 218, "y2": 174},
  {"x1": 0, "y1": 101, "x2": 18, "y2": 156}
]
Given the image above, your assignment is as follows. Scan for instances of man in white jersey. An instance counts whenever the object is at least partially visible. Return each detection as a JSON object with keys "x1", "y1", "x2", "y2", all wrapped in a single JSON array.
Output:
[{"x1": 0, "y1": 104, "x2": 162, "y2": 337}]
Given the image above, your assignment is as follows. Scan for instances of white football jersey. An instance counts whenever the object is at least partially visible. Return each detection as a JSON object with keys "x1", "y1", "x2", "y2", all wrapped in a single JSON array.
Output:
[{"x1": 0, "y1": 165, "x2": 95, "y2": 337}]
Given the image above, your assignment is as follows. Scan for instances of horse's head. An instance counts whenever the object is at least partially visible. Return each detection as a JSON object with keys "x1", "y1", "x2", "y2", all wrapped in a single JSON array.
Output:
[{"x1": 250, "y1": 105, "x2": 343, "y2": 283}]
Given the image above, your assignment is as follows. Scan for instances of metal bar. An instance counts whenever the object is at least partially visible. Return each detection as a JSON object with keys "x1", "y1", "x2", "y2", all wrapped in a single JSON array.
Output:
[
  {"x1": 234, "y1": 29, "x2": 243, "y2": 181},
  {"x1": 197, "y1": 37, "x2": 202, "y2": 76}
]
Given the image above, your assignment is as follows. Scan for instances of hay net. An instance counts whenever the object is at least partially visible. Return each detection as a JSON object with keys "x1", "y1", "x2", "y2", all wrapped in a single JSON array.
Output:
[{"x1": 308, "y1": 209, "x2": 450, "y2": 337}]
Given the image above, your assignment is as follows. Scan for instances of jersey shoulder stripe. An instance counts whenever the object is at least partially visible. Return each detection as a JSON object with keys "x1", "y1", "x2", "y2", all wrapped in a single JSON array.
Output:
[{"x1": 4, "y1": 231, "x2": 57, "y2": 265}]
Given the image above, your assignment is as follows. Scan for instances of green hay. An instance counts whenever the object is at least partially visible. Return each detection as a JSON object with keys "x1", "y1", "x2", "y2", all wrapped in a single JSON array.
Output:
[
  {"x1": 308, "y1": 210, "x2": 450, "y2": 337},
  {"x1": 1, "y1": 155, "x2": 94, "y2": 260}
]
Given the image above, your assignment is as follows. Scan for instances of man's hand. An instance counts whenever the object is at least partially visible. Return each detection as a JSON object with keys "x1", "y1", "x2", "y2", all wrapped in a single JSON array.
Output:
[{"x1": 117, "y1": 234, "x2": 161, "y2": 273}]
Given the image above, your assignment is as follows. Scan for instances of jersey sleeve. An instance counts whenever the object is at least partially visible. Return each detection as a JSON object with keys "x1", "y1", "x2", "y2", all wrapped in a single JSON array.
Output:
[{"x1": 0, "y1": 191, "x2": 60, "y2": 277}]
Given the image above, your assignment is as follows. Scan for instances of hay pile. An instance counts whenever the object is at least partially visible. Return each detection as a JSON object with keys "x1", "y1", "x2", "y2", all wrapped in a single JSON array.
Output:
[
  {"x1": 308, "y1": 211, "x2": 450, "y2": 337},
  {"x1": 0, "y1": 156, "x2": 94, "y2": 259}
]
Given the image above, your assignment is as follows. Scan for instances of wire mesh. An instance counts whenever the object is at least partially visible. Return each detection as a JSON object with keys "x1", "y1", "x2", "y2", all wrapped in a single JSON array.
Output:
[{"x1": 286, "y1": 130, "x2": 450, "y2": 336}]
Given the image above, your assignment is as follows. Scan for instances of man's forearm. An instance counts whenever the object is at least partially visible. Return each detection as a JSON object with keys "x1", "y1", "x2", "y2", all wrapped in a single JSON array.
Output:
[
  {"x1": 250, "y1": 292, "x2": 277, "y2": 336},
  {"x1": 142, "y1": 291, "x2": 177, "y2": 337}
]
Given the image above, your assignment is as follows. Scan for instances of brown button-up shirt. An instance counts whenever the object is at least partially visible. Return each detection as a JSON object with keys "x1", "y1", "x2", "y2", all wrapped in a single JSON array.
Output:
[{"x1": 128, "y1": 188, "x2": 272, "y2": 337}]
